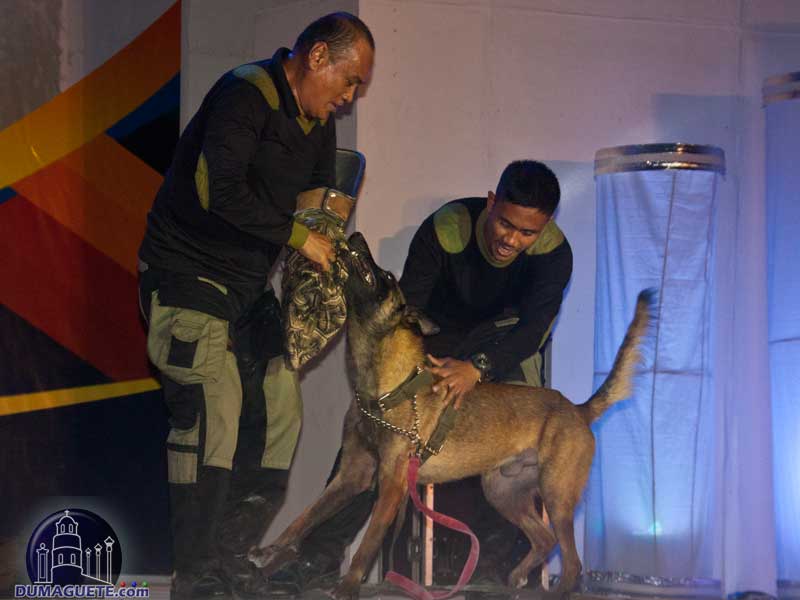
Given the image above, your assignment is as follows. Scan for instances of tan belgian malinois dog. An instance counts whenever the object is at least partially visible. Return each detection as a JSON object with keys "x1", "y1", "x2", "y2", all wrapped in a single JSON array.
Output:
[{"x1": 250, "y1": 232, "x2": 654, "y2": 599}]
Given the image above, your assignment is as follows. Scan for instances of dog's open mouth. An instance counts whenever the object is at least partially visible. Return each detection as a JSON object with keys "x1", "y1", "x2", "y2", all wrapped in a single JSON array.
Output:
[
  {"x1": 346, "y1": 233, "x2": 376, "y2": 287},
  {"x1": 351, "y1": 251, "x2": 374, "y2": 286}
]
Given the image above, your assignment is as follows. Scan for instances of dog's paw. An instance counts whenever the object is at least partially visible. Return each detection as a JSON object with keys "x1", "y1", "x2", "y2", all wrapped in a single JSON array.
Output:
[
  {"x1": 247, "y1": 544, "x2": 298, "y2": 575},
  {"x1": 508, "y1": 571, "x2": 528, "y2": 589},
  {"x1": 330, "y1": 580, "x2": 360, "y2": 600}
]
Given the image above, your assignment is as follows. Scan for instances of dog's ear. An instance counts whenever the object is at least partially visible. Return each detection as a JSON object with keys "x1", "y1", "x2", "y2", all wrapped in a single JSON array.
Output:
[{"x1": 402, "y1": 306, "x2": 440, "y2": 337}]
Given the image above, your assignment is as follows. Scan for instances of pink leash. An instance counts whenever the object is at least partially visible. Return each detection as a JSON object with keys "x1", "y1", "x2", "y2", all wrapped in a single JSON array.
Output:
[{"x1": 385, "y1": 456, "x2": 480, "y2": 600}]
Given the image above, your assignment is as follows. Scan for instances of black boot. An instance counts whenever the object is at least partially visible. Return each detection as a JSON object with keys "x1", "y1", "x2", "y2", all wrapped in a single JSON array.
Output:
[
  {"x1": 218, "y1": 468, "x2": 288, "y2": 599},
  {"x1": 172, "y1": 564, "x2": 231, "y2": 600},
  {"x1": 221, "y1": 559, "x2": 271, "y2": 600},
  {"x1": 266, "y1": 551, "x2": 341, "y2": 596},
  {"x1": 171, "y1": 466, "x2": 233, "y2": 600}
]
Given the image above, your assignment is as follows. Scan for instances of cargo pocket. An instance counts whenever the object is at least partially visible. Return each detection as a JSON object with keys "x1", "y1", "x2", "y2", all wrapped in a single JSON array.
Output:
[
  {"x1": 166, "y1": 415, "x2": 200, "y2": 484},
  {"x1": 147, "y1": 296, "x2": 229, "y2": 386}
]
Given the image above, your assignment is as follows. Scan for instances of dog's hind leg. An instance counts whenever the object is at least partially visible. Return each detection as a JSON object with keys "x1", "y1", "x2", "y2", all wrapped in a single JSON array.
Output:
[
  {"x1": 538, "y1": 444, "x2": 594, "y2": 595},
  {"x1": 505, "y1": 506, "x2": 556, "y2": 588},
  {"x1": 482, "y1": 449, "x2": 556, "y2": 589},
  {"x1": 250, "y1": 408, "x2": 378, "y2": 575},
  {"x1": 333, "y1": 452, "x2": 409, "y2": 600},
  {"x1": 542, "y1": 501, "x2": 581, "y2": 596}
]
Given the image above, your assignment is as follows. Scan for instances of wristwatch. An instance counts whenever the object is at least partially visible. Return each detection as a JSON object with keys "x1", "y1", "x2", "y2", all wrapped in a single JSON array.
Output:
[{"x1": 470, "y1": 352, "x2": 492, "y2": 383}]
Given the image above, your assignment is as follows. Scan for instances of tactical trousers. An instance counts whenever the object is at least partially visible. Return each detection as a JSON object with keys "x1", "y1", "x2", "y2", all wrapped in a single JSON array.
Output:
[{"x1": 139, "y1": 271, "x2": 302, "y2": 577}]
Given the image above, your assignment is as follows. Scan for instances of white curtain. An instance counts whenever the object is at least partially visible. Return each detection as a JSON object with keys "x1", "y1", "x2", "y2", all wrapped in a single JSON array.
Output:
[
  {"x1": 587, "y1": 142, "x2": 779, "y2": 594},
  {"x1": 587, "y1": 152, "x2": 720, "y2": 580},
  {"x1": 765, "y1": 74, "x2": 800, "y2": 584}
]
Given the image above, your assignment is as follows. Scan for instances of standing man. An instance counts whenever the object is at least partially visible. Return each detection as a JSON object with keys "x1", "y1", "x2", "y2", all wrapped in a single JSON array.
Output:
[
  {"x1": 271, "y1": 160, "x2": 572, "y2": 592},
  {"x1": 137, "y1": 13, "x2": 374, "y2": 600}
]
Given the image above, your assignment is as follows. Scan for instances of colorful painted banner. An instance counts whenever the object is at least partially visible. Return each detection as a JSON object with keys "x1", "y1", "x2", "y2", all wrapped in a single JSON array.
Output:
[{"x1": 0, "y1": 2, "x2": 180, "y2": 415}]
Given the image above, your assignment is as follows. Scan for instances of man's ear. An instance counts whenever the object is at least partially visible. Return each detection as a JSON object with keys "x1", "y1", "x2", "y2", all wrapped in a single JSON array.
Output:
[
  {"x1": 308, "y1": 41, "x2": 330, "y2": 71},
  {"x1": 487, "y1": 190, "x2": 496, "y2": 212},
  {"x1": 402, "y1": 306, "x2": 440, "y2": 336}
]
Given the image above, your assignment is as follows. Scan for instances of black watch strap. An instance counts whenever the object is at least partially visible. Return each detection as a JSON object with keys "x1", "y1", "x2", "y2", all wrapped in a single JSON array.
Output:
[{"x1": 470, "y1": 352, "x2": 492, "y2": 382}]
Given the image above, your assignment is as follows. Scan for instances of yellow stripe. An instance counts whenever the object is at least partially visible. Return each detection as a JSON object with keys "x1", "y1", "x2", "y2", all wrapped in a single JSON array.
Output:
[
  {"x1": 0, "y1": 378, "x2": 161, "y2": 417},
  {"x1": 195, "y1": 152, "x2": 209, "y2": 210}
]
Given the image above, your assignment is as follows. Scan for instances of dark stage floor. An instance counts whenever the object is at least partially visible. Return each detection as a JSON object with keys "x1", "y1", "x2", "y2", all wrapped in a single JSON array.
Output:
[{"x1": 27, "y1": 574, "x2": 723, "y2": 600}]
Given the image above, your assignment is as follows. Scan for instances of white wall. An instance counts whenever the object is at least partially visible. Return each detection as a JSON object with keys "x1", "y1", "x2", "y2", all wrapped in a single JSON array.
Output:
[{"x1": 59, "y1": 0, "x2": 175, "y2": 91}]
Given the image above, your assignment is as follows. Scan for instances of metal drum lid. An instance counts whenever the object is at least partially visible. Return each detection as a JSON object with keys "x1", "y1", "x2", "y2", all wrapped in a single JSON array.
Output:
[
  {"x1": 763, "y1": 71, "x2": 800, "y2": 106},
  {"x1": 594, "y1": 143, "x2": 725, "y2": 176}
]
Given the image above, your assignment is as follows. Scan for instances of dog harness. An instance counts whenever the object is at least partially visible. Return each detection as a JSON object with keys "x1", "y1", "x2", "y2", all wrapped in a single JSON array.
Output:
[
  {"x1": 356, "y1": 367, "x2": 481, "y2": 599},
  {"x1": 355, "y1": 365, "x2": 458, "y2": 462}
]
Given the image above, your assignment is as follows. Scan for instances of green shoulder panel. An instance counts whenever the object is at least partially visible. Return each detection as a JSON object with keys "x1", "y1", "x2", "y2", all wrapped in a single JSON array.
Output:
[
  {"x1": 195, "y1": 152, "x2": 209, "y2": 210},
  {"x1": 433, "y1": 203, "x2": 472, "y2": 254},
  {"x1": 233, "y1": 64, "x2": 279, "y2": 110},
  {"x1": 526, "y1": 220, "x2": 566, "y2": 255}
]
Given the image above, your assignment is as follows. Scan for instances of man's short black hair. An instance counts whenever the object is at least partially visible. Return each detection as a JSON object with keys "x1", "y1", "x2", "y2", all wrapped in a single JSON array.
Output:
[
  {"x1": 294, "y1": 12, "x2": 375, "y2": 62},
  {"x1": 495, "y1": 160, "x2": 560, "y2": 216}
]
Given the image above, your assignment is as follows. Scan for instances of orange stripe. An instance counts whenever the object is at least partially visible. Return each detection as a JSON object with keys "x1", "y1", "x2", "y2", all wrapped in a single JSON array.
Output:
[
  {"x1": 13, "y1": 161, "x2": 146, "y2": 275},
  {"x1": 0, "y1": 379, "x2": 161, "y2": 417},
  {"x1": 0, "y1": 195, "x2": 150, "y2": 380},
  {"x1": 60, "y1": 133, "x2": 162, "y2": 225},
  {"x1": 0, "y1": 1, "x2": 179, "y2": 189}
]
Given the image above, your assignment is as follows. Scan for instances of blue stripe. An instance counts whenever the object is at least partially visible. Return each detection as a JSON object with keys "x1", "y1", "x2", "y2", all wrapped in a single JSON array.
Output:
[
  {"x1": 0, "y1": 187, "x2": 17, "y2": 205},
  {"x1": 106, "y1": 74, "x2": 180, "y2": 141}
]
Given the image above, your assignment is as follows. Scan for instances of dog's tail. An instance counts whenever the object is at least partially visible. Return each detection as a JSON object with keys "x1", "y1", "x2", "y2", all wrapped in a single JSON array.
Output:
[{"x1": 578, "y1": 289, "x2": 656, "y2": 424}]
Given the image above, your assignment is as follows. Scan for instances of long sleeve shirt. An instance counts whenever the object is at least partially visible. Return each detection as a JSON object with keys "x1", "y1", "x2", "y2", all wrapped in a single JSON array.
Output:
[
  {"x1": 399, "y1": 197, "x2": 572, "y2": 381},
  {"x1": 139, "y1": 48, "x2": 335, "y2": 296}
]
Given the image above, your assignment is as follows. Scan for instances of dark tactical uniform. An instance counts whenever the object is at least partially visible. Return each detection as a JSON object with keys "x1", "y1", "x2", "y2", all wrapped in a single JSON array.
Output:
[
  {"x1": 401, "y1": 196, "x2": 572, "y2": 382},
  {"x1": 138, "y1": 47, "x2": 335, "y2": 593},
  {"x1": 281, "y1": 197, "x2": 572, "y2": 590}
]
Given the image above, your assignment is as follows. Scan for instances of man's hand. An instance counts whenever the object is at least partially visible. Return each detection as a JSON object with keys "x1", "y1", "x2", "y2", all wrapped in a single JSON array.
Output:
[
  {"x1": 298, "y1": 230, "x2": 335, "y2": 271},
  {"x1": 428, "y1": 354, "x2": 481, "y2": 410}
]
